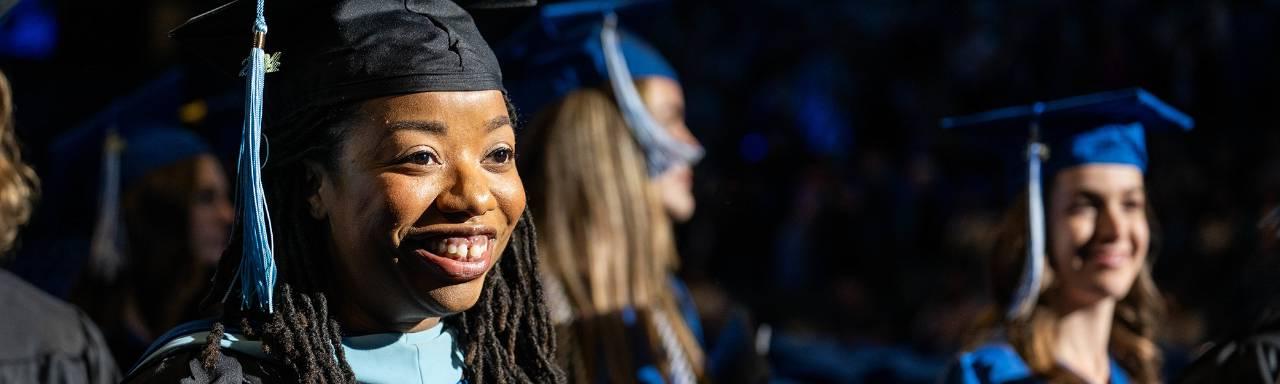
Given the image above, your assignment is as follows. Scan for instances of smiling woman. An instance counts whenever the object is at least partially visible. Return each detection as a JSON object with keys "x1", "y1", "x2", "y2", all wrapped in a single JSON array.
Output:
[
  {"x1": 942, "y1": 89, "x2": 1192, "y2": 384},
  {"x1": 311, "y1": 91, "x2": 526, "y2": 334},
  {"x1": 122, "y1": 1, "x2": 562, "y2": 383}
]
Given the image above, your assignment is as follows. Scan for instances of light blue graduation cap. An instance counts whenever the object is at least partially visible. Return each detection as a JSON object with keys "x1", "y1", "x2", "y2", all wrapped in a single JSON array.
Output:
[
  {"x1": 941, "y1": 88, "x2": 1193, "y2": 319},
  {"x1": 497, "y1": 0, "x2": 702, "y2": 176}
]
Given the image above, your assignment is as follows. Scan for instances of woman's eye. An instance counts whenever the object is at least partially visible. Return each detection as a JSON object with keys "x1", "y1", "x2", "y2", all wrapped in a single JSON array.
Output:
[
  {"x1": 195, "y1": 189, "x2": 216, "y2": 205},
  {"x1": 403, "y1": 151, "x2": 439, "y2": 165},
  {"x1": 485, "y1": 147, "x2": 514, "y2": 164},
  {"x1": 1066, "y1": 197, "x2": 1095, "y2": 214}
]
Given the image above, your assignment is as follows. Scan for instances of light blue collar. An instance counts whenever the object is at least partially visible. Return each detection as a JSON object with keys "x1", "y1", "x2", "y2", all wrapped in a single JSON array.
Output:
[{"x1": 343, "y1": 322, "x2": 465, "y2": 384}]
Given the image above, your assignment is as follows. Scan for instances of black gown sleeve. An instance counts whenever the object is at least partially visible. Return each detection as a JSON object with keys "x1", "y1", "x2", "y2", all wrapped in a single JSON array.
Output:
[{"x1": 1178, "y1": 333, "x2": 1280, "y2": 384}]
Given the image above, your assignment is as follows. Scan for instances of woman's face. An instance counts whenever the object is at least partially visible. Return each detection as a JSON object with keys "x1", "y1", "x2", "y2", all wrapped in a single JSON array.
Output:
[
  {"x1": 1047, "y1": 164, "x2": 1149, "y2": 307},
  {"x1": 189, "y1": 154, "x2": 233, "y2": 267},
  {"x1": 638, "y1": 76, "x2": 701, "y2": 223},
  {"x1": 312, "y1": 90, "x2": 524, "y2": 332}
]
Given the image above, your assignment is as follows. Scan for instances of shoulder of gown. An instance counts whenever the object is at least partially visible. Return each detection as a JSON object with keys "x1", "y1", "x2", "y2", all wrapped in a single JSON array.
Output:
[
  {"x1": 944, "y1": 342, "x2": 1035, "y2": 384},
  {"x1": 1177, "y1": 331, "x2": 1280, "y2": 384},
  {"x1": 123, "y1": 344, "x2": 290, "y2": 383},
  {"x1": 124, "y1": 320, "x2": 289, "y2": 383},
  {"x1": 0, "y1": 269, "x2": 120, "y2": 384}
]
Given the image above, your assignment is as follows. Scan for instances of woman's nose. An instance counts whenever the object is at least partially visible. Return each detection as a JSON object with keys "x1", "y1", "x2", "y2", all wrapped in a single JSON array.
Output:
[{"x1": 435, "y1": 164, "x2": 498, "y2": 220}]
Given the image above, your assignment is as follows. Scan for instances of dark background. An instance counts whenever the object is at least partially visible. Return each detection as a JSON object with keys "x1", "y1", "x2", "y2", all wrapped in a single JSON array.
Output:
[{"x1": 4, "y1": 0, "x2": 1279, "y2": 381}]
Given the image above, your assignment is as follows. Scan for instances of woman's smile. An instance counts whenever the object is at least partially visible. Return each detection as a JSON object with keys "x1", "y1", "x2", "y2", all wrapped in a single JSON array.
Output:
[
  {"x1": 1080, "y1": 245, "x2": 1132, "y2": 269},
  {"x1": 401, "y1": 225, "x2": 499, "y2": 283}
]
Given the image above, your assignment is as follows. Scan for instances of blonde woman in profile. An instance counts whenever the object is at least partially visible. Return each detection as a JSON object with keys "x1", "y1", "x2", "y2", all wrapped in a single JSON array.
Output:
[
  {"x1": 502, "y1": 4, "x2": 711, "y2": 384},
  {"x1": 942, "y1": 89, "x2": 1192, "y2": 384}
]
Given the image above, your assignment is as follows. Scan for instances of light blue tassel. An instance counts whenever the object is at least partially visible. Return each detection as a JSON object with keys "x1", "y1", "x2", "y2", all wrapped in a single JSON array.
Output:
[
  {"x1": 1007, "y1": 102, "x2": 1047, "y2": 320},
  {"x1": 89, "y1": 129, "x2": 126, "y2": 283},
  {"x1": 599, "y1": 13, "x2": 703, "y2": 177},
  {"x1": 235, "y1": 3, "x2": 277, "y2": 312}
]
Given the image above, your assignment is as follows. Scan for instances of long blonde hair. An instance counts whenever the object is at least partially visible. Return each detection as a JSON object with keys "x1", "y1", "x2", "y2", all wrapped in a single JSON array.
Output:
[
  {"x1": 0, "y1": 71, "x2": 38, "y2": 256},
  {"x1": 522, "y1": 87, "x2": 705, "y2": 382},
  {"x1": 981, "y1": 194, "x2": 1165, "y2": 384}
]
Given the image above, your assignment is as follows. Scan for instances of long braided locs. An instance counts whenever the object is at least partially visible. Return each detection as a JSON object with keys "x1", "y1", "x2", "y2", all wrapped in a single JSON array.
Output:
[{"x1": 198, "y1": 100, "x2": 564, "y2": 383}]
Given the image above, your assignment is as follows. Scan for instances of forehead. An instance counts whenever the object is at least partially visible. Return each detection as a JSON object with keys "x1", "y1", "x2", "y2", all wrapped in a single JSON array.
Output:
[
  {"x1": 1052, "y1": 163, "x2": 1145, "y2": 194},
  {"x1": 360, "y1": 90, "x2": 509, "y2": 121},
  {"x1": 636, "y1": 77, "x2": 683, "y2": 104}
]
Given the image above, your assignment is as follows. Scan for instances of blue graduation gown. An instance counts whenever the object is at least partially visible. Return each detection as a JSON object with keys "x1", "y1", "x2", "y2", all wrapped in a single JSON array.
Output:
[{"x1": 945, "y1": 343, "x2": 1130, "y2": 384}]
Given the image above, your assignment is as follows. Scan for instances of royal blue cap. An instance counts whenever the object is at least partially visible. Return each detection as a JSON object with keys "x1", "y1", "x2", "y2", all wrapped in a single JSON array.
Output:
[
  {"x1": 942, "y1": 88, "x2": 1193, "y2": 177},
  {"x1": 497, "y1": 0, "x2": 702, "y2": 176},
  {"x1": 497, "y1": 0, "x2": 677, "y2": 119}
]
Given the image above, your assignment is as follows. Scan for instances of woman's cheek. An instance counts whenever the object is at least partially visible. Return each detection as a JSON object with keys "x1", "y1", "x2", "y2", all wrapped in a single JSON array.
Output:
[{"x1": 377, "y1": 174, "x2": 439, "y2": 224}]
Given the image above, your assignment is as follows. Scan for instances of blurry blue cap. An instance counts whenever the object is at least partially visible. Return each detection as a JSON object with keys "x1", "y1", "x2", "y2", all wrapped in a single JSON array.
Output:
[
  {"x1": 49, "y1": 69, "x2": 210, "y2": 191},
  {"x1": 942, "y1": 88, "x2": 1193, "y2": 177},
  {"x1": 497, "y1": 0, "x2": 678, "y2": 118}
]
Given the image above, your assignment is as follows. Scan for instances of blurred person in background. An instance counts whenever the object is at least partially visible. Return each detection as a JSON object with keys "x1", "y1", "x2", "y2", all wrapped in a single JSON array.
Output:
[
  {"x1": 9, "y1": 69, "x2": 233, "y2": 369},
  {"x1": 943, "y1": 89, "x2": 1192, "y2": 384},
  {"x1": 65, "y1": 125, "x2": 229, "y2": 369},
  {"x1": 0, "y1": 62, "x2": 119, "y2": 383},
  {"x1": 1174, "y1": 206, "x2": 1280, "y2": 383},
  {"x1": 501, "y1": 2, "x2": 773, "y2": 382}
]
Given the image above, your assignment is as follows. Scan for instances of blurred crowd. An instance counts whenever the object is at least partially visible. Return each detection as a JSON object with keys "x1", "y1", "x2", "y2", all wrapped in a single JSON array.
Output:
[{"x1": 3, "y1": 0, "x2": 1280, "y2": 383}]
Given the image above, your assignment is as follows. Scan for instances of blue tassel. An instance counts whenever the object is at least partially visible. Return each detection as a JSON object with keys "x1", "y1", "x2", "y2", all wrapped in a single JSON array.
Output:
[{"x1": 235, "y1": 5, "x2": 277, "y2": 312}]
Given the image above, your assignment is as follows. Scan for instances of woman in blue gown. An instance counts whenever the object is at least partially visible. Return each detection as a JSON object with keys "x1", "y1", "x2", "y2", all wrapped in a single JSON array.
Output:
[
  {"x1": 498, "y1": 3, "x2": 738, "y2": 383},
  {"x1": 942, "y1": 89, "x2": 1192, "y2": 384}
]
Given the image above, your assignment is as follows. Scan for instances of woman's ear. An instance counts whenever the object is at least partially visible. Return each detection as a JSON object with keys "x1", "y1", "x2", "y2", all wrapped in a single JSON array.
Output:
[{"x1": 305, "y1": 161, "x2": 330, "y2": 220}]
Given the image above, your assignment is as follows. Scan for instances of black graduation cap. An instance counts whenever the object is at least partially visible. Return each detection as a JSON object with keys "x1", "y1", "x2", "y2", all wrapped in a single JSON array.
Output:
[
  {"x1": 171, "y1": 0, "x2": 531, "y2": 312},
  {"x1": 942, "y1": 88, "x2": 1193, "y2": 319},
  {"x1": 171, "y1": 0, "x2": 525, "y2": 123}
]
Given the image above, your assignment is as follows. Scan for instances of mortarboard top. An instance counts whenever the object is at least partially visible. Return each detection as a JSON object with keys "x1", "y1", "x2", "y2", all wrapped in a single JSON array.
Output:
[
  {"x1": 171, "y1": 0, "x2": 525, "y2": 125},
  {"x1": 942, "y1": 88, "x2": 1193, "y2": 177},
  {"x1": 941, "y1": 88, "x2": 1193, "y2": 320}
]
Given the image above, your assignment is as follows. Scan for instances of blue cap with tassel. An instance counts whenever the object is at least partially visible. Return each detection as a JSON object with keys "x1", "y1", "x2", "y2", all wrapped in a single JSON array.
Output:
[
  {"x1": 497, "y1": 0, "x2": 703, "y2": 177},
  {"x1": 942, "y1": 88, "x2": 1193, "y2": 319}
]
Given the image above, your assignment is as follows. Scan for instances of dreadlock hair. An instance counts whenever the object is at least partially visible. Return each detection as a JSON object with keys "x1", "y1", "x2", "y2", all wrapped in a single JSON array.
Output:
[{"x1": 199, "y1": 96, "x2": 564, "y2": 384}]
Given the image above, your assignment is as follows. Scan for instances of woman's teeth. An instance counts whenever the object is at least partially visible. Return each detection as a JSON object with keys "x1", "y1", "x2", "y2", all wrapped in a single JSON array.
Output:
[{"x1": 432, "y1": 236, "x2": 489, "y2": 261}]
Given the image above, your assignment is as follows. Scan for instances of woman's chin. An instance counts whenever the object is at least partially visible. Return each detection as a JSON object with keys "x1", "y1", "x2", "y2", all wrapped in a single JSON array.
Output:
[
  {"x1": 1078, "y1": 280, "x2": 1136, "y2": 304},
  {"x1": 418, "y1": 277, "x2": 488, "y2": 315}
]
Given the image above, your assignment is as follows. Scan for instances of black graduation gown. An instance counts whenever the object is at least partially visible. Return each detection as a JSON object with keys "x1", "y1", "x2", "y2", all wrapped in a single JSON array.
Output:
[
  {"x1": 1178, "y1": 328, "x2": 1280, "y2": 384},
  {"x1": 0, "y1": 269, "x2": 119, "y2": 383}
]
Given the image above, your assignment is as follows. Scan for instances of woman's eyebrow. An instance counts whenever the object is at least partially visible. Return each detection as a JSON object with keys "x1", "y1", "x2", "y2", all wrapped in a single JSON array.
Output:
[
  {"x1": 484, "y1": 116, "x2": 512, "y2": 132},
  {"x1": 387, "y1": 120, "x2": 447, "y2": 134}
]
